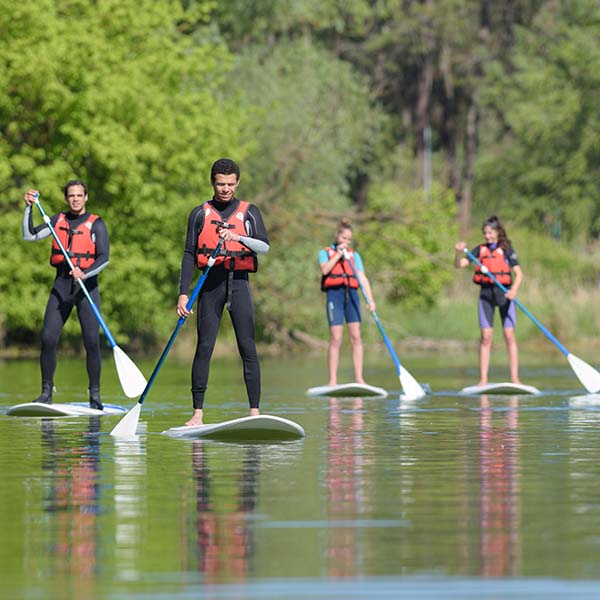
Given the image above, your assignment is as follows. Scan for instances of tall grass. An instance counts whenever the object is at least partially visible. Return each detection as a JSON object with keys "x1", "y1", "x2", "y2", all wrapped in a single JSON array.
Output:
[{"x1": 388, "y1": 226, "x2": 600, "y2": 353}]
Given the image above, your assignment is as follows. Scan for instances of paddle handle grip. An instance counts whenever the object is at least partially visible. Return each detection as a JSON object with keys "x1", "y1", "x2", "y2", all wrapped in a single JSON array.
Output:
[
  {"x1": 464, "y1": 248, "x2": 569, "y2": 356},
  {"x1": 33, "y1": 193, "x2": 118, "y2": 348}
]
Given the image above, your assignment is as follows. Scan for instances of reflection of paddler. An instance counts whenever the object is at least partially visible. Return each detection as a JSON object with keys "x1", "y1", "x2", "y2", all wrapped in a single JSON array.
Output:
[
  {"x1": 325, "y1": 398, "x2": 367, "y2": 576},
  {"x1": 41, "y1": 418, "x2": 101, "y2": 589},
  {"x1": 188, "y1": 442, "x2": 260, "y2": 581},
  {"x1": 479, "y1": 395, "x2": 521, "y2": 576}
]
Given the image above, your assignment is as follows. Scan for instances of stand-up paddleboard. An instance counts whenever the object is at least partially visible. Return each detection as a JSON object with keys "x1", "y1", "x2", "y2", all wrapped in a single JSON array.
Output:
[
  {"x1": 460, "y1": 382, "x2": 541, "y2": 396},
  {"x1": 6, "y1": 402, "x2": 127, "y2": 417},
  {"x1": 306, "y1": 383, "x2": 387, "y2": 398},
  {"x1": 162, "y1": 415, "x2": 305, "y2": 441}
]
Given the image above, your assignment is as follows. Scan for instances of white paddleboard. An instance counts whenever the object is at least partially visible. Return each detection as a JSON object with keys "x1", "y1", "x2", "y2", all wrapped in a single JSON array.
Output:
[
  {"x1": 162, "y1": 415, "x2": 305, "y2": 441},
  {"x1": 460, "y1": 382, "x2": 541, "y2": 396},
  {"x1": 6, "y1": 402, "x2": 127, "y2": 417},
  {"x1": 306, "y1": 382, "x2": 387, "y2": 398}
]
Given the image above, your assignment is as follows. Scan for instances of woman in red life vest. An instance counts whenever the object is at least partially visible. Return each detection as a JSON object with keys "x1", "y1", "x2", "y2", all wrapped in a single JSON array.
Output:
[
  {"x1": 176, "y1": 158, "x2": 269, "y2": 427},
  {"x1": 319, "y1": 218, "x2": 375, "y2": 386},
  {"x1": 455, "y1": 215, "x2": 523, "y2": 387},
  {"x1": 22, "y1": 181, "x2": 109, "y2": 409}
]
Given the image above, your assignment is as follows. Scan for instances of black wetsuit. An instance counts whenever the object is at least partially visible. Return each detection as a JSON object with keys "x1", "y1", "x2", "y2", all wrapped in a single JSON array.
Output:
[
  {"x1": 178, "y1": 198, "x2": 269, "y2": 410},
  {"x1": 24, "y1": 208, "x2": 109, "y2": 389}
]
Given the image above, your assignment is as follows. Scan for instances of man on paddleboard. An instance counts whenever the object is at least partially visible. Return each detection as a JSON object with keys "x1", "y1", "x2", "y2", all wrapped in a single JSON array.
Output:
[
  {"x1": 176, "y1": 158, "x2": 269, "y2": 426},
  {"x1": 22, "y1": 181, "x2": 109, "y2": 409}
]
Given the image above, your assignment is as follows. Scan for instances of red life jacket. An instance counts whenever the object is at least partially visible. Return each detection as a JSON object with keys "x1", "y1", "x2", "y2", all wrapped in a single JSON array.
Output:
[
  {"x1": 321, "y1": 246, "x2": 360, "y2": 290},
  {"x1": 196, "y1": 200, "x2": 258, "y2": 272},
  {"x1": 50, "y1": 212, "x2": 99, "y2": 269},
  {"x1": 473, "y1": 244, "x2": 512, "y2": 286}
]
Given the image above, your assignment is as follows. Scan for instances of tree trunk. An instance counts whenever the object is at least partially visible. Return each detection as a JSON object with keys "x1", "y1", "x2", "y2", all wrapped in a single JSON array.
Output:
[{"x1": 458, "y1": 99, "x2": 479, "y2": 235}]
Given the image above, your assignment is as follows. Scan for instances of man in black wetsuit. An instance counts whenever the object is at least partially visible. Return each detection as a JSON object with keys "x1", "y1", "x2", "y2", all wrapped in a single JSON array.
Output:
[
  {"x1": 22, "y1": 181, "x2": 109, "y2": 409},
  {"x1": 176, "y1": 158, "x2": 270, "y2": 426}
]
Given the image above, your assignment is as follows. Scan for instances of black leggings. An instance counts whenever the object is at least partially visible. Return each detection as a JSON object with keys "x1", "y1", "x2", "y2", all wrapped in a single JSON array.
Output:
[
  {"x1": 191, "y1": 271, "x2": 260, "y2": 409},
  {"x1": 40, "y1": 275, "x2": 101, "y2": 388}
]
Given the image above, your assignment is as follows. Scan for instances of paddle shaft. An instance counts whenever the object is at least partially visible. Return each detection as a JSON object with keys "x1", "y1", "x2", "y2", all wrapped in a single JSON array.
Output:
[
  {"x1": 33, "y1": 195, "x2": 118, "y2": 348},
  {"x1": 136, "y1": 239, "x2": 224, "y2": 405},
  {"x1": 464, "y1": 248, "x2": 569, "y2": 356},
  {"x1": 342, "y1": 250, "x2": 404, "y2": 377}
]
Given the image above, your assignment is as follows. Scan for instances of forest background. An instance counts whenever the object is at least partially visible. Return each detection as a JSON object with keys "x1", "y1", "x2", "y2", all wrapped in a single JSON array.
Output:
[{"x1": 2, "y1": 0, "x2": 600, "y2": 358}]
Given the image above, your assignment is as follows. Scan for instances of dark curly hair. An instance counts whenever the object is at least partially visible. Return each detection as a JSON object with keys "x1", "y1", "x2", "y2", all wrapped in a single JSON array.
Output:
[
  {"x1": 482, "y1": 215, "x2": 511, "y2": 254},
  {"x1": 210, "y1": 158, "x2": 240, "y2": 184}
]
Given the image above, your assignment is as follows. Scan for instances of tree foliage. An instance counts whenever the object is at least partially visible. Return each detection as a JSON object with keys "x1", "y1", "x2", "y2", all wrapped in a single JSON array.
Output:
[
  {"x1": 0, "y1": 0, "x2": 243, "y2": 345},
  {"x1": 478, "y1": 0, "x2": 600, "y2": 241}
]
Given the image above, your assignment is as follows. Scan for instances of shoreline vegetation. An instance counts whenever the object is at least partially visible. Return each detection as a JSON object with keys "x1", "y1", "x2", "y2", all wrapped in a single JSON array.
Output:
[{"x1": 3, "y1": 226, "x2": 600, "y2": 361}]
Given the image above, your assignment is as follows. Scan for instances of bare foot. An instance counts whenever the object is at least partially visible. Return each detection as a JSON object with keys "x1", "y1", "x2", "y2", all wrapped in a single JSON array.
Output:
[
  {"x1": 476, "y1": 381, "x2": 488, "y2": 387},
  {"x1": 250, "y1": 408, "x2": 260, "y2": 417},
  {"x1": 185, "y1": 408, "x2": 203, "y2": 427},
  {"x1": 327, "y1": 381, "x2": 337, "y2": 387},
  {"x1": 355, "y1": 378, "x2": 366, "y2": 385}
]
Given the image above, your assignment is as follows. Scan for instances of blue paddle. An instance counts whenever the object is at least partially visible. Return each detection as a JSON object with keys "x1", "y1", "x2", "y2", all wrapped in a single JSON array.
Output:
[
  {"x1": 110, "y1": 239, "x2": 225, "y2": 436},
  {"x1": 464, "y1": 247, "x2": 600, "y2": 393},
  {"x1": 33, "y1": 194, "x2": 147, "y2": 398},
  {"x1": 342, "y1": 250, "x2": 426, "y2": 399}
]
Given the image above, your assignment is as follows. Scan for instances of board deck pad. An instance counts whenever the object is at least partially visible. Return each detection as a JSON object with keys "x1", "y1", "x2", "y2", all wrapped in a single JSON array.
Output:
[
  {"x1": 6, "y1": 402, "x2": 127, "y2": 417},
  {"x1": 460, "y1": 382, "x2": 541, "y2": 396},
  {"x1": 162, "y1": 415, "x2": 305, "y2": 441},
  {"x1": 306, "y1": 382, "x2": 387, "y2": 398}
]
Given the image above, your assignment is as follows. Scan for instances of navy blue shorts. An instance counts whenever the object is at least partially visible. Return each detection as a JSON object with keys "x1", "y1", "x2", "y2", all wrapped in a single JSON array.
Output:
[{"x1": 326, "y1": 287, "x2": 361, "y2": 326}]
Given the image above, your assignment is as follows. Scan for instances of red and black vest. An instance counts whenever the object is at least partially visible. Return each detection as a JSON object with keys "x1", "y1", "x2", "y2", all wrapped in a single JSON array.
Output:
[
  {"x1": 196, "y1": 201, "x2": 257, "y2": 272},
  {"x1": 473, "y1": 244, "x2": 512, "y2": 286},
  {"x1": 50, "y1": 212, "x2": 99, "y2": 269},
  {"x1": 321, "y1": 246, "x2": 359, "y2": 290}
]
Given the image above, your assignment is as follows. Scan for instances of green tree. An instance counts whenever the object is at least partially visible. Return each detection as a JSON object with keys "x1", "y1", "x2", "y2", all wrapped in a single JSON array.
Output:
[
  {"x1": 478, "y1": 0, "x2": 600, "y2": 242},
  {"x1": 0, "y1": 0, "x2": 244, "y2": 347}
]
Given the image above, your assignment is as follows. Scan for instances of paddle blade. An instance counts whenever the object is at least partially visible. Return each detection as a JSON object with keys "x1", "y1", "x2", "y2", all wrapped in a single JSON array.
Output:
[
  {"x1": 110, "y1": 402, "x2": 142, "y2": 437},
  {"x1": 567, "y1": 353, "x2": 600, "y2": 393},
  {"x1": 399, "y1": 367, "x2": 426, "y2": 400},
  {"x1": 113, "y1": 346, "x2": 147, "y2": 398}
]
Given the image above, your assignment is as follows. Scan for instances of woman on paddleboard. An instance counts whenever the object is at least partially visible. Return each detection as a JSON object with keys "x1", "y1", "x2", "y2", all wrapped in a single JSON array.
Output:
[
  {"x1": 319, "y1": 218, "x2": 375, "y2": 387},
  {"x1": 177, "y1": 158, "x2": 269, "y2": 427},
  {"x1": 455, "y1": 215, "x2": 523, "y2": 387},
  {"x1": 22, "y1": 181, "x2": 109, "y2": 409}
]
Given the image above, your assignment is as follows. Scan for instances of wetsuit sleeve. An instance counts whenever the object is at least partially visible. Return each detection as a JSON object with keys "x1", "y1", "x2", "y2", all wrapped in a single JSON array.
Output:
[
  {"x1": 239, "y1": 204, "x2": 269, "y2": 255},
  {"x1": 178, "y1": 206, "x2": 204, "y2": 295},
  {"x1": 22, "y1": 205, "x2": 54, "y2": 241},
  {"x1": 245, "y1": 205, "x2": 269, "y2": 244},
  {"x1": 468, "y1": 245, "x2": 480, "y2": 263},
  {"x1": 506, "y1": 246, "x2": 519, "y2": 267},
  {"x1": 83, "y1": 218, "x2": 109, "y2": 278},
  {"x1": 318, "y1": 249, "x2": 329, "y2": 264}
]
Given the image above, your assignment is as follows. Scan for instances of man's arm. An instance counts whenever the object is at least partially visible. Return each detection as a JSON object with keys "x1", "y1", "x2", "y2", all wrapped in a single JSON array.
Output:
[
  {"x1": 82, "y1": 218, "x2": 110, "y2": 278},
  {"x1": 22, "y1": 205, "x2": 53, "y2": 241},
  {"x1": 178, "y1": 207, "x2": 204, "y2": 295}
]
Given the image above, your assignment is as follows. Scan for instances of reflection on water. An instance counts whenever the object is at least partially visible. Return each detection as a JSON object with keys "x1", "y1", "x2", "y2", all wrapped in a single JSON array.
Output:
[
  {"x1": 326, "y1": 398, "x2": 369, "y2": 577},
  {"x1": 183, "y1": 441, "x2": 260, "y2": 582},
  {"x1": 40, "y1": 418, "x2": 102, "y2": 598},
  {"x1": 113, "y1": 427, "x2": 147, "y2": 582},
  {"x1": 5, "y1": 355, "x2": 600, "y2": 598},
  {"x1": 478, "y1": 395, "x2": 520, "y2": 577}
]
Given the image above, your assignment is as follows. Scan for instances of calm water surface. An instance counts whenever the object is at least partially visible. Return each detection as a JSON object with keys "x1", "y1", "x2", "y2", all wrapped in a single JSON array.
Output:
[{"x1": 1, "y1": 352, "x2": 600, "y2": 599}]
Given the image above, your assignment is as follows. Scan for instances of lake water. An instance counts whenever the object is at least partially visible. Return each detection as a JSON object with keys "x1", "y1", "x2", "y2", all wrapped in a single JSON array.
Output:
[{"x1": 1, "y1": 351, "x2": 600, "y2": 599}]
